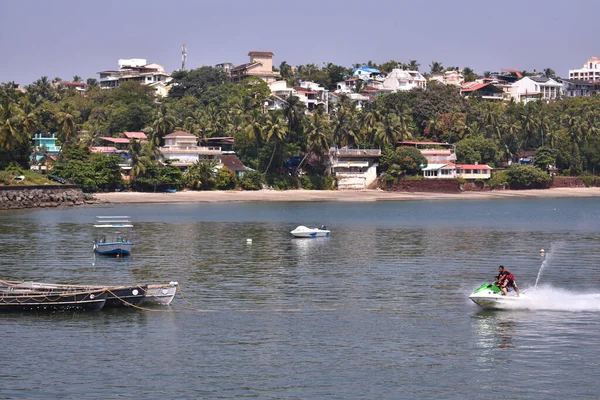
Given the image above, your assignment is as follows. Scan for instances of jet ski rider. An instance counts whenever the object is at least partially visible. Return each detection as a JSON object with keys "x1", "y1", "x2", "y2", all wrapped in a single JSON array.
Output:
[{"x1": 495, "y1": 265, "x2": 520, "y2": 297}]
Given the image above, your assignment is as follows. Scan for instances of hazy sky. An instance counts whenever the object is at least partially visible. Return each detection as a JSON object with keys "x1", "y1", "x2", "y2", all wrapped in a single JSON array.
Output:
[{"x1": 1, "y1": 0, "x2": 599, "y2": 85}]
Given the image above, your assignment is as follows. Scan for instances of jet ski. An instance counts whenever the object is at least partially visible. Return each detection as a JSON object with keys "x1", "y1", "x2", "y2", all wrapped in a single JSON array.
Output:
[{"x1": 469, "y1": 283, "x2": 529, "y2": 309}]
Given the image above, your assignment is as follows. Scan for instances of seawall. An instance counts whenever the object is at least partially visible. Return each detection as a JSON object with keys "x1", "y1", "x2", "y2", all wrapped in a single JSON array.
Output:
[{"x1": 0, "y1": 186, "x2": 99, "y2": 210}]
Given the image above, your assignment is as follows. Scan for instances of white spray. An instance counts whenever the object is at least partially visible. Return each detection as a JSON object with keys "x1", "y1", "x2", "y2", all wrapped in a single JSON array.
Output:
[{"x1": 534, "y1": 242, "x2": 561, "y2": 289}]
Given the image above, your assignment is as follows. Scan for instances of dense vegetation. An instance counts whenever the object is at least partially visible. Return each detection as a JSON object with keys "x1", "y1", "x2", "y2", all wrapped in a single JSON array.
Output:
[{"x1": 2, "y1": 62, "x2": 600, "y2": 191}]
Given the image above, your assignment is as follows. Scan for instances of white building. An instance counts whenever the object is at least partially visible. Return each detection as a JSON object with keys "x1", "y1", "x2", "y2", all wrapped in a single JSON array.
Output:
[
  {"x1": 510, "y1": 76, "x2": 562, "y2": 103},
  {"x1": 328, "y1": 148, "x2": 381, "y2": 189},
  {"x1": 568, "y1": 57, "x2": 600, "y2": 81},
  {"x1": 382, "y1": 69, "x2": 427, "y2": 92},
  {"x1": 98, "y1": 59, "x2": 172, "y2": 97},
  {"x1": 559, "y1": 78, "x2": 594, "y2": 97},
  {"x1": 422, "y1": 163, "x2": 457, "y2": 179},
  {"x1": 422, "y1": 163, "x2": 492, "y2": 180},
  {"x1": 159, "y1": 131, "x2": 223, "y2": 167},
  {"x1": 429, "y1": 70, "x2": 464, "y2": 86}
]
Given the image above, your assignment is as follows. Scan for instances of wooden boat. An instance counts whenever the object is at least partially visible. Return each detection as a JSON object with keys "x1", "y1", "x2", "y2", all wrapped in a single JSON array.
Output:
[
  {"x1": 93, "y1": 216, "x2": 133, "y2": 256},
  {"x1": 0, "y1": 281, "x2": 147, "y2": 308},
  {"x1": 0, "y1": 288, "x2": 108, "y2": 312},
  {"x1": 142, "y1": 282, "x2": 179, "y2": 305},
  {"x1": 0, "y1": 280, "x2": 177, "y2": 307}
]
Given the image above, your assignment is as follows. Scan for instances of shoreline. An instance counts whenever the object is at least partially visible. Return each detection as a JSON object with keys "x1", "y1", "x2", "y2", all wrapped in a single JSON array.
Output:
[{"x1": 94, "y1": 187, "x2": 600, "y2": 204}]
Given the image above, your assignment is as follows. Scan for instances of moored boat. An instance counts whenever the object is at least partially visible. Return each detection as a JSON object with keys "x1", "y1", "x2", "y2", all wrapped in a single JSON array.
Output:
[
  {"x1": 93, "y1": 216, "x2": 133, "y2": 256},
  {"x1": 142, "y1": 282, "x2": 179, "y2": 305},
  {"x1": 290, "y1": 225, "x2": 330, "y2": 238},
  {"x1": 0, "y1": 288, "x2": 108, "y2": 312},
  {"x1": 0, "y1": 280, "x2": 164, "y2": 308}
]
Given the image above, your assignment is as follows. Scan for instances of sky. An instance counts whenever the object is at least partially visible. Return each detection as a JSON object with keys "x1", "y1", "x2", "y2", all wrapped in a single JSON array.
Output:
[{"x1": 1, "y1": 0, "x2": 599, "y2": 85}]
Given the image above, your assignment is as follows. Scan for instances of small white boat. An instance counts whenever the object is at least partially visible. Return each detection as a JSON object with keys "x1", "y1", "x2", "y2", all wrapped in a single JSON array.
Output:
[
  {"x1": 93, "y1": 216, "x2": 133, "y2": 256},
  {"x1": 469, "y1": 283, "x2": 530, "y2": 309},
  {"x1": 142, "y1": 282, "x2": 179, "y2": 305},
  {"x1": 290, "y1": 225, "x2": 330, "y2": 238}
]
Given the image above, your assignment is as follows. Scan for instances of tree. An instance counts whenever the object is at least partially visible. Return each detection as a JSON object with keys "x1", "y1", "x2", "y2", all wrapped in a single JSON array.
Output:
[
  {"x1": 429, "y1": 61, "x2": 444, "y2": 74},
  {"x1": 462, "y1": 67, "x2": 477, "y2": 82},
  {"x1": 543, "y1": 68, "x2": 556, "y2": 78},
  {"x1": 151, "y1": 105, "x2": 176, "y2": 146},
  {"x1": 168, "y1": 67, "x2": 229, "y2": 100},
  {"x1": 184, "y1": 159, "x2": 219, "y2": 190},
  {"x1": 262, "y1": 113, "x2": 288, "y2": 173},
  {"x1": 72, "y1": 76, "x2": 82, "y2": 83},
  {"x1": 407, "y1": 60, "x2": 420, "y2": 71}
]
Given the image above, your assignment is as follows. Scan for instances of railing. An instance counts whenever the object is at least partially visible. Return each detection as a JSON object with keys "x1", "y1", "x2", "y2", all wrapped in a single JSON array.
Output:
[{"x1": 333, "y1": 149, "x2": 381, "y2": 156}]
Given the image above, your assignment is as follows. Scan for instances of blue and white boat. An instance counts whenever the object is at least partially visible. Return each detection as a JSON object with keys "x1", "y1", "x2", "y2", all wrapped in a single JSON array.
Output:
[
  {"x1": 93, "y1": 216, "x2": 133, "y2": 256},
  {"x1": 290, "y1": 225, "x2": 330, "y2": 238}
]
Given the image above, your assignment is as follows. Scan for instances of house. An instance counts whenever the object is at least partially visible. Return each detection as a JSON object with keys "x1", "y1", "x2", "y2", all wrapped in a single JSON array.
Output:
[
  {"x1": 30, "y1": 133, "x2": 62, "y2": 171},
  {"x1": 422, "y1": 163, "x2": 457, "y2": 179},
  {"x1": 352, "y1": 66, "x2": 384, "y2": 82},
  {"x1": 58, "y1": 81, "x2": 87, "y2": 95},
  {"x1": 568, "y1": 57, "x2": 600, "y2": 81},
  {"x1": 98, "y1": 132, "x2": 148, "y2": 151},
  {"x1": 327, "y1": 148, "x2": 381, "y2": 189},
  {"x1": 510, "y1": 76, "x2": 562, "y2": 103},
  {"x1": 336, "y1": 77, "x2": 359, "y2": 93},
  {"x1": 159, "y1": 131, "x2": 222, "y2": 167},
  {"x1": 382, "y1": 69, "x2": 427, "y2": 92},
  {"x1": 429, "y1": 70, "x2": 464, "y2": 86},
  {"x1": 558, "y1": 78, "x2": 594, "y2": 97},
  {"x1": 460, "y1": 82, "x2": 505, "y2": 101},
  {"x1": 456, "y1": 164, "x2": 492, "y2": 180},
  {"x1": 216, "y1": 62, "x2": 234, "y2": 75},
  {"x1": 231, "y1": 51, "x2": 280, "y2": 83},
  {"x1": 217, "y1": 155, "x2": 252, "y2": 177},
  {"x1": 398, "y1": 141, "x2": 457, "y2": 164},
  {"x1": 298, "y1": 81, "x2": 329, "y2": 113},
  {"x1": 98, "y1": 59, "x2": 172, "y2": 97},
  {"x1": 201, "y1": 137, "x2": 234, "y2": 153}
]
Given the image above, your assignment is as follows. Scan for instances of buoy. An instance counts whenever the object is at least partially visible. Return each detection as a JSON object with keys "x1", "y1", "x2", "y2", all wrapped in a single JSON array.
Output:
[
  {"x1": 247, "y1": 238, "x2": 252, "y2": 243},
  {"x1": 540, "y1": 249, "x2": 545, "y2": 253}
]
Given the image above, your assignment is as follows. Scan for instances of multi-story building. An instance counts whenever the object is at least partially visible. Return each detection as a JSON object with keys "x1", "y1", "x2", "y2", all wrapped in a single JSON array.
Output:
[
  {"x1": 558, "y1": 78, "x2": 594, "y2": 97},
  {"x1": 231, "y1": 51, "x2": 280, "y2": 83},
  {"x1": 30, "y1": 133, "x2": 62, "y2": 170},
  {"x1": 568, "y1": 57, "x2": 600, "y2": 81},
  {"x1": 382, "y1": 69, "x2": 427, "y2": 92},
  {"x1": 327, "y1": 148, "x2": 381, "y2": 189},
  {"x1": 98, "y1": 59, "x2": 172, "y2": 97},
  {"x1": 429, "y1": 70, "x2": 464, "y2": 86},
  {"x1": 460, "y1": 82, "x2": 505, "y2": 101},
  {"x1": 158, "y1": 131, "x2": 223, "y2": 167},
  {"x1": 510, "y1": 76, "x2": 562, "y2": 103}
]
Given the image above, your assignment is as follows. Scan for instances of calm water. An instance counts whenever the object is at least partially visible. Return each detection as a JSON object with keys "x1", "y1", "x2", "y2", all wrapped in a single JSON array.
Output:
[{"x1": 1, "y1": 199, "x2": 600, "y2": 399}]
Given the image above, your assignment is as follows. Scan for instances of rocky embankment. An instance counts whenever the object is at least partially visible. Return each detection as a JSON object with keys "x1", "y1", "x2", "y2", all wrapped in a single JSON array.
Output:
[{"x1": 0, "y1": 186, "x2": 100, "y2": 210}]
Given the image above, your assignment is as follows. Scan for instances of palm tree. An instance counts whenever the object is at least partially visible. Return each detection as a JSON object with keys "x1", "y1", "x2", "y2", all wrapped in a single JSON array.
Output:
[
  {"x1": 299, "y1": 111, "x2": 330, "y2": 169},
  {"x1": 128, "y1": 139, "x2": 151, "y2": 182},
  {"x1": 262, "y1": 113, "x2": 288, "y2": 173},
  {"x1": 244, "y1": 109, "x2": 265, "y2": 157},
  {"x1": 0, "y1": 99, "x2": 24, "y2": 149},
  {"x1": 72, "y1": 76, "x2": 82, "y2": 83},
  {"x1": 375, "y1": 113, "x2": 402, "y2": 146},
  {"x1": 332, "y1": 98, "x2": 357, "y2": 147},
  {"x1": 543, "y1": 68, "x2": 556, "y2": 78},
  {"x1": 429, "y1": 61, "x2": 444, "y2": 74},
  {"x1": 57, "y1": 110, "x2": 77, "y2": 147},
  {"x1": 152, "y1": 105, "x2": 176, "y2": 146},
  {"x1": 283, "y1": 94, "x2": 305, "y2": 134},
  {"x1": 407, "y1": 60, "x2": 420, "y2": 71}
]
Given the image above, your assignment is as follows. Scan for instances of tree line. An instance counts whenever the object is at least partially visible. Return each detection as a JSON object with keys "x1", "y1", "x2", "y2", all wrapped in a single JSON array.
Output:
[{"x1": 2, "y1": 63, "x2": 600, "y2": 191}]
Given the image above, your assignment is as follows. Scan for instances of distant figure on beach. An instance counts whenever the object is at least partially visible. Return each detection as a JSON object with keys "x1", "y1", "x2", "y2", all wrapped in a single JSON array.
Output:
[{"x1": 495, "y1": 265, "x2": 520, "y2": 297}]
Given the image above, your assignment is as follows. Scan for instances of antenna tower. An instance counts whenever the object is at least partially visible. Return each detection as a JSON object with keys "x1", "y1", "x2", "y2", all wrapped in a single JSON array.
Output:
[{"x1": 181, "y1": 44, "x2": 187, "y2": 70}]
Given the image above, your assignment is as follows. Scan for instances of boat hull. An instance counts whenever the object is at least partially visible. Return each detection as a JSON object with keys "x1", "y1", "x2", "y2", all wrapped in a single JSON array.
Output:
[
  {"x1": 0, "y1": 289, "x2": 108, "y2": 312},
  {"x1": 142, "y1": 283, "x2": 178, "y2": 305},
  {"x1": 290, "y1": 226, "x2": 330, "y2": 238},
  {"x1": 94, "y1": 242, "x2": 132, "y2": 256}
]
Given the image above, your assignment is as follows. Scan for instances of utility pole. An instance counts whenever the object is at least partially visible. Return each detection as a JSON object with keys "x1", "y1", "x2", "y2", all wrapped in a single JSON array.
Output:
[{"x1": 181, "y1": 44, "x2": 187, "y2": 70}]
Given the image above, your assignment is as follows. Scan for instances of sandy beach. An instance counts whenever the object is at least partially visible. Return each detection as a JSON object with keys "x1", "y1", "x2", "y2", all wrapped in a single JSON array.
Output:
[{"x1": 94, "y1": 187, "x2": 600, "y2": 204}]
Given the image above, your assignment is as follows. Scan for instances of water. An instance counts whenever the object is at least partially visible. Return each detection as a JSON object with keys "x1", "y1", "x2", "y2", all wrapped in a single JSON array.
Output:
[{"x1": 1, "y1": 198, "x2": 600, "y2": 399}]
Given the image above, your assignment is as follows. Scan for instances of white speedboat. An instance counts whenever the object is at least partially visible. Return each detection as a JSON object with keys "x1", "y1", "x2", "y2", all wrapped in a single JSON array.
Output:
[
  {"x1": 469, "y1": 283, "x2": 529, "y2": 310},
  {"x1": 290, "y1": 225, "x2": 330, "y2": 238}
]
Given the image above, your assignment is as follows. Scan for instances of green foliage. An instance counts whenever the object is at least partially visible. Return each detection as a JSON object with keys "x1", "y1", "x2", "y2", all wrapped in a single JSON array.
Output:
[
  {"x1": 504, "y1": 165, "x2": 552, "y2": 189},
  {"x1": 301, "y1": 175, "x2": 335, "y2": 190},
  {"x1": 168, "y1": 67, "x2": 230, "y2": 101},
  {"x1": 0, "y1": 170, "x2": 11, "y2": 184},
  {"x1": 488, "y1": 171, "x2": 508, "y2": 188},
  {"x1": 53, "y1": 150, "x2": 123, "y2": 192},
  {"x1": 265, "y1": 174, "x2": 300, "y2": 190},
  {"x1": 395, "y1": 146, "x2": 428, "y2": 175},
  {"x1": 239, "y1": 170, "x2": 264, "y2": 191},
  {"x1": 184, "y1": 159, "x2": 219, "y2": 190},
  {"x1": 215, "y1": 166, "x2": 237, "y2": 190},
  {"x1": 134, "y1": 163, "x2": 183, "y2": 192},
  {"x1": 456, "y1": 137, "x2": 500, "y2": 165},
  {"x1": 534, "y1": 146, "x2": 557, "y2": 170}
]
